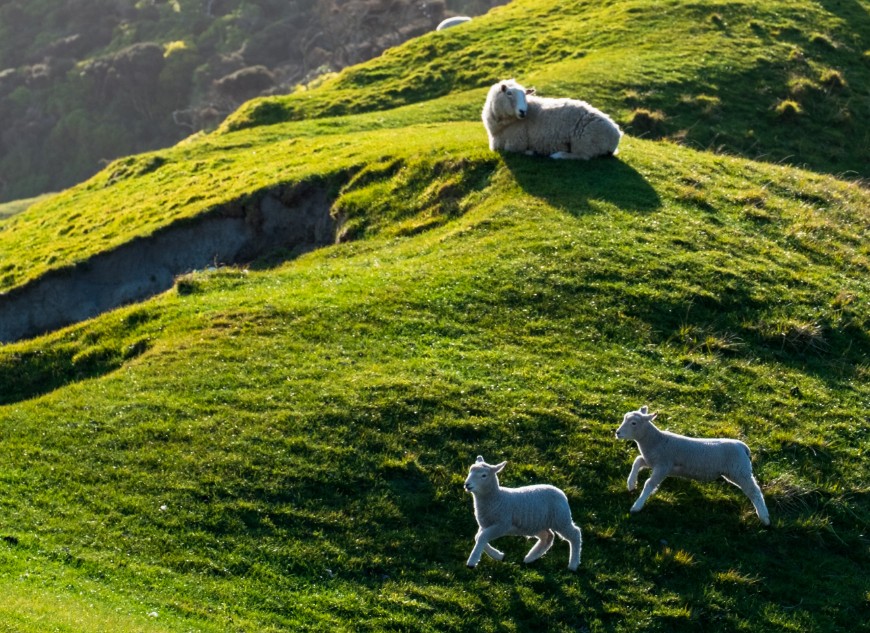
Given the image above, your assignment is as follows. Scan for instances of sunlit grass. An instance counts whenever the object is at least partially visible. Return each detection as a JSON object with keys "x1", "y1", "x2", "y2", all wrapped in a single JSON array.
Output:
[{"x1": 0, "y1": 0, "x2": 868, "y2": 631}]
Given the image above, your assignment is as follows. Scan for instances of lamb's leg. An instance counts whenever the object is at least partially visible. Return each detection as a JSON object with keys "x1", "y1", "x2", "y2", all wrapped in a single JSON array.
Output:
[
  {"x1": 627, "y1": 455, "x2": 647, "y2": 491},
  {"x1": 523, "y1": 529, "x2": 555, "y2": 564},
  {"x1": 728, "y1": 474, "x2": 771, "y2": 526},
  {"x1": 630, "y1": 468, "x2": 668, "y2": 513},
  {"x1": 555, "y1": 523, "x2": 583, "y2": 571},
  {"x1": 484, "y1": 543, "x2": 505, "y2": 561},
  {"x1": 467, "y1": 525, "x2": 507, "y2": 568}
]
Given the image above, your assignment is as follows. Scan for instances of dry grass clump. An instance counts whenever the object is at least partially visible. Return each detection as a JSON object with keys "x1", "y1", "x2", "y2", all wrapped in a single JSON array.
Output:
[{"x1": 777, "y1": 319, "x2": 828, "y2": 353}]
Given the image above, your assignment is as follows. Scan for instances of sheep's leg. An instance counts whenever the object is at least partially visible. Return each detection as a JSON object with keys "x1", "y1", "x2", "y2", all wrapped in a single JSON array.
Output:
[
  {"x1": 467, "y1": 525, "x2": 507, "y2": 568},
  {"x1": 627, "y1": 456, "x2": 647, "y2": 491},
  {"x1": 555, "y1": 523, "x2": 583, "y2": 571},
  {"x1": 727, "y1": 474, "x2": 771, "y2": 526},
  {"x1": 523, "y1": 529, "x2": 555, "y2": 564},
  {"x1": 630, "y1": 468, "x2": 668, "y2": 513},
  {"x1": 484, "y1": 543, "x2": 505, "y2": 561}
]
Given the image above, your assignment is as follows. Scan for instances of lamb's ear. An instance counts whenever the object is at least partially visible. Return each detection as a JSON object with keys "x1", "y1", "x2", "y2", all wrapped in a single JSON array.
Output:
[
  {"x1": 525, "y1": 88, "x2": 536, "y2": 95},
  {"x1": 500, "y1": 83, "x2": 508, "y2": 93},
  {"x1": 640, "y1": 405, "x2": 649, "y2": 414},
  {"x1": 493, "y1": 461, "x2": 507, "y2": 473},
  {"x1": 650, "y1": 412, "x2": 658, "y2": 421},
  {"x1": 476, "y1": 455, "x2": 485, "y2": 463}
]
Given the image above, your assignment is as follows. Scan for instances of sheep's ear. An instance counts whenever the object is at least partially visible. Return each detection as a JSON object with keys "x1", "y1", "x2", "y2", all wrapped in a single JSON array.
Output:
[
  {"x1": 475, "y1": 455, "x2": 485, "y2": 463},
  {"x1": 500, "y1": 83, "x2": 508, "y2": 93},
  {"x1": 525, "y1": 88, "x2": 536, "y2": 95},
  {"x1": 650, "y1": 412, "x2": 658, "y2": 421},
  {"x1": 493, "y1": 461, "x2": 507, "y2": 473},
  {"x1": 640, "y1": 405, "x2": 648, "y2": 414}
]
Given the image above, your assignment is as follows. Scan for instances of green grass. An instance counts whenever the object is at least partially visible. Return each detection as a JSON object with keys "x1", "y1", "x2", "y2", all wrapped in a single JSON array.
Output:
[
  {"x1": 2, "y1": 0, "x2": 867, "y2": 293},
  {"x1": 0, "y1": 193, "x2": 56, "y2": 221},
  {"x1": 0, "y1": 0, "x2": 869, "y2": 631},
  {"x1": 227, "y1": 0, "x2": 869, "y2": 177}
]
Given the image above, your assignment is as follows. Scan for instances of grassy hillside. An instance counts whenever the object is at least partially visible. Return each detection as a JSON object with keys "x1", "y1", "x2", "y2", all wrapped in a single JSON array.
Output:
[
  {"x1": 3, "y1": 0, "x2": 868, "y2": 293},
  {"x1": 226, "y1": 0, "x2": 870, "y2": 177},
  {"x1": 0, "y1": 193, "x2": 54, "y2": 221},
  {"x1": 1, "y1": 0, "x2": 868, "y2": 631}
]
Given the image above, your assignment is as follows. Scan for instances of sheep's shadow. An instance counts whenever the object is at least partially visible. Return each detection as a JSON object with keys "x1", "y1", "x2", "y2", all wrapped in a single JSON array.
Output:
[{"x1": 501, "y1": 153, "x2": 661, "y2": 215}]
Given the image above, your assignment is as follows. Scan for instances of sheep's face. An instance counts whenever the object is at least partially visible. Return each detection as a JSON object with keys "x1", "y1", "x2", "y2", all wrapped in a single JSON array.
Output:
[
  {"x1": 616, "y1": 406, "x2": 657, "y2": 440},
  {"x1": 464, "y1": 456, "x2": 506, "y2": 493},
  {"x1": 492, "y1": 80, "x2": 534, "y2": 120}
]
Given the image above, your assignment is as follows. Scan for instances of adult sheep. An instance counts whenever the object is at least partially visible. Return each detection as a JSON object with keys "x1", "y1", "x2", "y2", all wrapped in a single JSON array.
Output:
[
  {"x1": 436, "y1": 16, "x2": 472, "y2": 30},
  {"x1": 616, "y1": 406, "x2": 771, "y2": 525},
  {"x1": 482, "y1": 79, "x2": 622, "y2": 159},
  {"x1": 464, "y1": 455, "x2": 583, "y2": 571}
]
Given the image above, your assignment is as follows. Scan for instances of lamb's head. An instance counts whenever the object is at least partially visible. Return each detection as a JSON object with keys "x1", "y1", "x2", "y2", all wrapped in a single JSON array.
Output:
[
  {"x1": 489, "y1": 80, "x2": 535, "y2": 121},
  {"x1": 616, "y1": 405, "x2": 657, "y2": 440},
  {"x1": 464, "y1": 455, "x2": 506, "y2": 494}
]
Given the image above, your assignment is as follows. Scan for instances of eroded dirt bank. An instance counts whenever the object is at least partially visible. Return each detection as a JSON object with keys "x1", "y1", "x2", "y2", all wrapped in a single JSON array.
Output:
[{"x1": 0, "y1": 184, "x2": 336, "y2": 343}]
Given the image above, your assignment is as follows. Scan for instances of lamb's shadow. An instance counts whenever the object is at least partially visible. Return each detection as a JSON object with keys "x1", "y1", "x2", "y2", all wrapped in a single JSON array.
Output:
[{"x1": 502, "y1": 153, "x2": 661, "y2": 215}]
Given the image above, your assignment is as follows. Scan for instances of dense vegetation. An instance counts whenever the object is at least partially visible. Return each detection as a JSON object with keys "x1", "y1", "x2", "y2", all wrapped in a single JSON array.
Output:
[
  {"x1": 0, "y1": 0, "x2": 505, "y2": 201},
  {"x1": 0, "y1": 0, "x2": 868, "y2": 631}
]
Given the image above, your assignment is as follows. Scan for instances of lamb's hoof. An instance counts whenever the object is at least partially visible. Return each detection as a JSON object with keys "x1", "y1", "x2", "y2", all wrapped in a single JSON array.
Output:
[
  {"x1": 467, "y1": 564, "x2": 477, "y2": 569},
  {"x1": 568, "y1": 565, "x2": 579, "y2": 572}
]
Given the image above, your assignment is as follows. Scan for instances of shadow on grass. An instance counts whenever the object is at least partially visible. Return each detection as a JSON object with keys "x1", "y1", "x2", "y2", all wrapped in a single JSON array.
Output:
[
  {"x1": 502, "y1": 153, "x2": 661, "y2": 215},
  {"x1": 0, "y1": 309, "x2": 154, "y2": 406}
]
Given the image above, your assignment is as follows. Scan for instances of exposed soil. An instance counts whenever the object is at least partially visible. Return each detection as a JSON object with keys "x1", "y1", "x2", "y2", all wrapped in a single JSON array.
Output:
[{"x1": 0, "y1": 184, "x2": 336, "y2": 343}]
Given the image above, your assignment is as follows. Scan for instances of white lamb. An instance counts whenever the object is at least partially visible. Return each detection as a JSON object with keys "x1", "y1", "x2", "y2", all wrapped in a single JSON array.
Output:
[
  {"x1": 616, "y1": 406, "x2": 770, "y2": 525},
  {"x1": 481, "y1": 79, "x2": 622, "y2": 159},
  {"x1": 464, "y1": 455, "x2": 583, "y2": 571}
]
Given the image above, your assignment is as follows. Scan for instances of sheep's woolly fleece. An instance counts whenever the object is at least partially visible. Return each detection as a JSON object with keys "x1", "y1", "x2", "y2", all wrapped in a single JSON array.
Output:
[
  {"x1": 464, "y1": 456, "x2": 583, "y2": 570},
  {"x1": 482, "y1": 79, "x2": 622, "y2": 159},
  {"x1": 616, "y1": 406, "x2": 771, "y2": 525}
]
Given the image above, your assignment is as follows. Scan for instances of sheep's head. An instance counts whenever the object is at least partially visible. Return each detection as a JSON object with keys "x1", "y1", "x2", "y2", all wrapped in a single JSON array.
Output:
[
  {"x1": 464, "y1": 455, "x2": 506, "y2": 493},
  {"x1": 616, "y1": 405, "x2": 657, "y2": 440},
  {"x1": 490, "y1": 79, "x2": 535, "y2": 121}
]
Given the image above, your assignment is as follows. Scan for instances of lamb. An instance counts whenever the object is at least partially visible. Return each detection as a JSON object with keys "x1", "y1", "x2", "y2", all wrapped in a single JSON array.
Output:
[
  {"x1": 615, "y1": 406, "x2": 770, "y2": 525},
  {"x1": 464, "y1": 455, "x2": 583, "y2": 571},
  {"x1": 481, "y1": 79, "x2": 622, "y2": 159}
]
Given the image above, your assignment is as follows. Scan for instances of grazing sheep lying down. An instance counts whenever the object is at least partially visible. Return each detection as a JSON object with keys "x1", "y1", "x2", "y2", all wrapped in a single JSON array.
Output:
[
  {"x1": 482, "y1": 79, "x2": 622, "y2": 159},
  {"x1": 464, "y1": 456, "x2": 583, "y2": 571},
  {"x1": 616, "y1": 406, "x2": 770, "y2": 525}
]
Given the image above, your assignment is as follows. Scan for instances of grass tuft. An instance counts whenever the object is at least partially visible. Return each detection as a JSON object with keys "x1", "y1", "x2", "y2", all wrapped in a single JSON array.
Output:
[
  {"x1": 627, "y1": 108, "x2": 667, "y2": 136},
  {"x1": 819, "y1": 68, "x2": 847, "y2": 90},
  {"x1": 774, "y1": 99, "x2": 803, "y2": 119}
]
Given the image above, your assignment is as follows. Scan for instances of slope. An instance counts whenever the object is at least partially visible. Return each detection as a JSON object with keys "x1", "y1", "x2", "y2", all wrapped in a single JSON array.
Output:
[
  {"x1": 0, "y1": 0, "x2": 868, "y2": 631},
  {"x1": 226, "y1": 0, "x2": 870, "y2": 177},
  {"x1": 2, "y1": 0, "x2": 867, "y2": 295}
]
